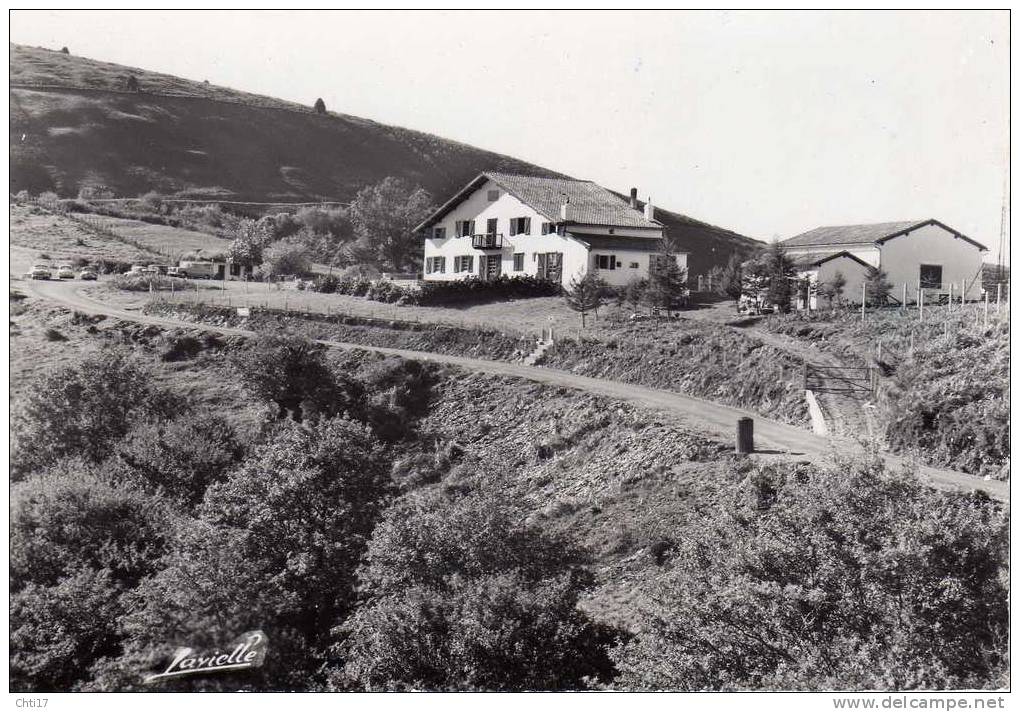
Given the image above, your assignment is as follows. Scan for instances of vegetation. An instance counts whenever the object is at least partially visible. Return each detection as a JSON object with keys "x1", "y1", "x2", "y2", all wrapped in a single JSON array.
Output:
[
  {"x1": 347, "y1": 177, "x2": 434, "y2": 272},
  {"x1": 764, "y1": 306, "x2": 1009, "y2": 477},
  {"x1": 612, "y1": 456, "x2": 1008, "y2": 690},
  {"x1": 308, "y1": 272, "x2": 561, "y2": 306},
  {"x1": 564, "y1": 272, "x2": 606, "y2": 327},
  {"x1": 646, "y1": 260, "x2": 689, "y2": 316},
  {"x1": 109, "y1": 272, "x2": 195, "y2": 292}
]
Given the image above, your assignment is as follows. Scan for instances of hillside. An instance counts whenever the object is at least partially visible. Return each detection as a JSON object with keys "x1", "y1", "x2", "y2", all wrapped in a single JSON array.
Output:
[{"x1": 10, "y1": 43, "x2": 760, "y2": 272}]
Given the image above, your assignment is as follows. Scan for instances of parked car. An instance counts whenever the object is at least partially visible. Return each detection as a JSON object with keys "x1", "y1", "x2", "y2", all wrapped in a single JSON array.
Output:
[
  {"x1": 130, "y1": 265, "x2": 147, "y2": 274},
  {"x1": 28, "y1": 264, "x2": 52, "y2": 280},
  {"x1": 147, "y1": 264, "x2": 169, "y2": 275},
  {"x1": 78, "y1": 269, "x2": 98, "y2": 281},
  {"x1": 57, "y1": 265, "x2": 76, "y2": 279}
]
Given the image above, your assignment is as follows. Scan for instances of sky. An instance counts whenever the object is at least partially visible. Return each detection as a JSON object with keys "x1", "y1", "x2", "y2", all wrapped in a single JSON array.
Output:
[{"x1": 10, "y1": 10, "x2": 1010, "y2": 259}]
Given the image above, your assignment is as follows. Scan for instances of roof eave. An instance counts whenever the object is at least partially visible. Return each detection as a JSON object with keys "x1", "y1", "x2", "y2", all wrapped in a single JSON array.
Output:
[{"x1": 413, "y1": 173, "x2": 488, "y2": 233}]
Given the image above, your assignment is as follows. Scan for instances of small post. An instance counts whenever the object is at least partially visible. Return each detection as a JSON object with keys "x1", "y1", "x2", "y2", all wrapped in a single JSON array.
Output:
[
  {"x1": 984, "y1": 291, "x2": 989, "y2": 328},
  {"x1": 901, "y1": 283, "x2": 907, "y2": 313},
  {"x1": 996, "y1": 283, "x2": 1002, "y2": 313},
  {"x1": 861, "y1": 283, "x2": 867, "y2": 322},
  {"x1": 948, "y1": 283, "x2": 953, "y2": 311},
  {"x1": 919, "y1": 287, "x2": 924, "y2": 322},
  {"x1": 736, "y1": 417, "x2": 754, "y2": 454}
]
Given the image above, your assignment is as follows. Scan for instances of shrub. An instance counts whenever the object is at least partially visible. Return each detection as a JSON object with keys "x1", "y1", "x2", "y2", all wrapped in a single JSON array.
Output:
[
  {"x1": 333, "y1": 490, "x2": 615, "y2": 691},
  {"x1": 43, "y1": 327, "x2": 66, "y2": 341},
  {"x1": 109, "y1": 272, "x2": 195, "y2": 292},
  {"x1": 612, "y1": 456, "x2": 1009, "y2": 691},
  {"x1": 11, "y1": 347, "x2": 184, "y2": 477}
]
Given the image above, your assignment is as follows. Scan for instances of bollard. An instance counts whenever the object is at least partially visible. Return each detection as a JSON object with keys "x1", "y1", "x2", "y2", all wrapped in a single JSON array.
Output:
[{"x1": 736, "y1": 417, "x2": 754, "y2": 454}]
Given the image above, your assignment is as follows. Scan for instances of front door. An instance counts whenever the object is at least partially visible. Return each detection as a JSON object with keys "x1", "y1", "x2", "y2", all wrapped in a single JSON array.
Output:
[{"x1": 485, "y1": 254, "x2": 501, "y2": 281}]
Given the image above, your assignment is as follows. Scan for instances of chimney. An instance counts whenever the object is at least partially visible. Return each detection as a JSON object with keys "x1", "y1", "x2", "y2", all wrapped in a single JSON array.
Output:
[
  {"x1": 644, "y1": 197, "x2": 654, "y2": 221},
  {"x1": 560, "y1": 195, "x2": 570, "y2": 221},
  {"x1": 630, "y1": 187, "x2": 638, "y2": 208}
]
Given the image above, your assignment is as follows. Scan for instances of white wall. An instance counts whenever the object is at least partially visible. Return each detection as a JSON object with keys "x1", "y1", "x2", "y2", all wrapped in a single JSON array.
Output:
[
  {"x1": 588, "y1": 249, "x2": 687, "y2": 287},
  {"x1": 817, "y1": 255, "x2": 870, "y2": 305},
  {"x1": 878, "y1": 223, "x2": 986, "y2": 301}
]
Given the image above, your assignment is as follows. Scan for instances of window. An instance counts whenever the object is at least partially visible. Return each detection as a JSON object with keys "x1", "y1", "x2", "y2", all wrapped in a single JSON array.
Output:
[
  {"x1": 486, "y1": 217, "x2": 498, "y2": 235},
  {"x1": 541, "y1": 222, "x2": 557, "y2": 235},
  {"x1": 432, "y1": 226, "x2": 446, "y2": 240},
  {"x1": 455, "y1": 220, "x2": 475, "y2": 238},
  {"x1": 454, "y1": 255, "x2": 475, "y2": 273},
  {"x1": 919, "y1": 264, "x2": 943, "y2": 290},
  {"x1": 426, "y1": 256, "x2": 446, "y2": 274},
  {"x1": 487, "y1": 189, "x2": 500, "y2": 201},
  {"x1": 537, "y1": 252, "x2": 563, "y2": 282},
  {"x1": 509, "y1": 217, "x2": 531, "y2": 236},
  {"x1": 629, "y1": 262, "x2": 639, "y2": 269},
  {"x1": 513, "y1": 253, "x2": 525, "y2": 271},
  {"x1": 595, "y1": 254, "x2": 616, "y2": 270},
  {"x1": 229, "y1": 263, "x2": 241, "y2": 276}
]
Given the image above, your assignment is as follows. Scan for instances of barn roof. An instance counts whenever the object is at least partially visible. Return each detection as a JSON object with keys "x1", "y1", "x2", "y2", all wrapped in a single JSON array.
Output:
[
  {"x1": 791, "y1": 250, "x2": 872, "y2": 270},
  {"x1": 780, "y1": 219, "x2": 987, "y2": 251},
  {"x1": 415, "y1": 172, "x2": 662, "y2": 232}
]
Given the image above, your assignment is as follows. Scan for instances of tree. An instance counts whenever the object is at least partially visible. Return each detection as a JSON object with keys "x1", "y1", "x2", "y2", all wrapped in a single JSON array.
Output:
[
  {"x1": 124, "y1": 74, "x2": 139, "y2": 92},
  {"x1": 564, "y1": 272, "x2": 606, "y2": 327},
  {"x1": 11, "y1": 348, "x2": 182, "y2": 478},
  {"x1": 612, "y1": 456, "x2": 1008, "y2": 691},
  {"x1": 59, "y1": 46, "x2": 69, "y2": 54},
  {"x1": 226, "y1": 218, "x2": 275, "y2": 269},
  {"x1": 333, "y1": 491, "x2": 615, "y2": 691},
  {"x1": 99, "y1": 419, "x2": 390, "y2": 691},
  {"x1": 313, "y1": 97, "x2": 327, "y2": 114},
  {"x1": 624, "y1": 277, "x2": 647, "y2": 312},
  {"x1": 719, "y1": 253, "x2": 744, "y2": 304},
  {"x1": 763, "y1": 241, "x2": 797, "y2": 313},
  {"x1": 818, "y1": 270, "x2": 847, "y2": 309},
  {"x1": 646, "y1": 256, "x2": 689, "y2": 317},
  {"x1": 866, "y1": 266, "x2": 894, "y2": 307},
  {"x1": 348, "y1": 177, "x2": 434, "y2": 271},
  {"x1": 258, "y1": 240, "x2": 312, "y2": 279},
  {"x1": 231, "y1": 333, "x2": 362, "y2": 422}
]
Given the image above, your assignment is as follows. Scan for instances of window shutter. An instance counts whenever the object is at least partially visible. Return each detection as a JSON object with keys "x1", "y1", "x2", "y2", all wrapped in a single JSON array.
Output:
[
  {"x1": 524, "y1": 218, "x2": 531, "y2": 235},
  {"x1": 469, "y1": 220, "x2": 476, "y2": 236},
  {"x1": 509, "y1": 220, "x2": 516, "y2": 237}
]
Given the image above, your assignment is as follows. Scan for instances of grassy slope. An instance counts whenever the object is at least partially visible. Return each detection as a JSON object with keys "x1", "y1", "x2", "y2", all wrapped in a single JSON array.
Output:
[
  {"x1": 10, "y1": 43, "x2": 759, "y2": 272},
  {"x1": 11, "y1": 203, "x2": 158, "y2": 265}
]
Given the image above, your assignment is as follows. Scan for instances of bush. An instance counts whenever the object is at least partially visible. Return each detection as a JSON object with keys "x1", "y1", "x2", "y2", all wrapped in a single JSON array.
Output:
[
  {"x1": 611, "y1": 456, "x2": 1009, "y2": 691},
  {"x1": 109, "y1": 272, "x2": 195, "y2": 292},
  {"x1": 11, "y1": 347, "x2": 184, "y2": 477},
  {"x1": 43, "y1": 327, "x2": 66, "y2": 342},
  {"x1": 333, "y1": 490, "x2": 615, "y2": 691},
  {"x1": 308, "y1": 273, "x2": 560, "y2": 307}
]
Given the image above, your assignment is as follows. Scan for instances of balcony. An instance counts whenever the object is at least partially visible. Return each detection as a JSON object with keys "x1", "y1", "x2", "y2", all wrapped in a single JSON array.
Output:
[{"x1": 471, "y1": 233, "x2": 505, "y2": 250}]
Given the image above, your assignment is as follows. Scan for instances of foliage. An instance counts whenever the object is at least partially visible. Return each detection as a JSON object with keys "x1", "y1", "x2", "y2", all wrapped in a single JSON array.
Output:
[
  {"x1": 105, "y1": 418, "x2": 391, "y2": 691},
  {"x1": 612, "y1": 456, "x2": 1008, "y2": 690},
  {"x1": 313, "y1": 97, "x2": 326, "y2": 114},
  {"x1": 308, "y1": 272, "x2": 559, "y2": 306},
  {"x1": 113, "y1": 414, "x2": 246, "y2": 508},
  {"x1": 258, "y1": 240, "x2": 312, "y2": 279},
  {"x1": 230, "y1": 332, "x2": 362, "y2": 422},
  {"x1": 11, "y1": 348, "x2": 183, "y2": 478},
  {"x1": 866, "y1": 266, "x2": 894, "y2": 306},
  {"x1": 348, "y1": 176, "x2": 434, "y2": 271},
  {"x1": 564, "y1": 272, "x2": 607, "y2": 327},
  {"x1": 11, "y1": 462, "x2": 174, "y2": 590},
  {"x1": 333, "y1": 490, "x2": 615, "y2": 691},
  {"x1": 226, "y1": 218, "x2": 275, "y2": 268},
  {"x1": 646, "y1": 259, "x2": 689, "y2": 316},
  {"x1": 817, "y1": 270, "x2": 847, "y2": 308},
  {"x1": 109, "y1": 272, "x2": 195, "y2": 292},
  {"x1": 719, "y1": 253, "x2": 743, "y2": 303}
]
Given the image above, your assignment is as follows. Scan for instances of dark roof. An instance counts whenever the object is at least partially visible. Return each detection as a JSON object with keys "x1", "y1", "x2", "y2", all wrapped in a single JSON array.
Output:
[
  {"x1": 781, "y1": 219, "x2": 988, "y2": 251},
  {"x1": 567, "y1": 232, "x2": 676, "y2": 253},
  {"x1": 415, "y1": 172, "x2": 661, "y2": 232},
  {"x1": 791, "y1": 250, "x2": 872, "y2": 270}
]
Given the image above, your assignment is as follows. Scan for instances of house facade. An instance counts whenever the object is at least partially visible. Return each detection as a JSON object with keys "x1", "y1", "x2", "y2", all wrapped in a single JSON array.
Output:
[
  {"x1": 415, "y1": 172, "x2": 686, "y2": 288},
  {"x1": 780, "y1": 219, "x2": 988, "y2": 305}
]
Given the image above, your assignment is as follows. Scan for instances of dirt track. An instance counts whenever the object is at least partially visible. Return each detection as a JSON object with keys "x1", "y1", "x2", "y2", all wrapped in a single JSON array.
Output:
[{"x1": 14, "y1": 275, "x2": 1008, "y2": 502}]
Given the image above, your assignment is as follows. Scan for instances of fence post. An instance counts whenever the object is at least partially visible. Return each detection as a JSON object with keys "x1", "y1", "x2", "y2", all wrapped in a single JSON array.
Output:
[
  {"x1": 996, "y1": 283, "x2": 1002, "y2": 314},
  {"x1": 901, "y1": 283, "x2": 907, "y2": 313},
  {"x1": 948, "y1": 283, "x2": 954, "y2": 311},
  {"x1": 984, "y1": 291, "x2": 989, "y2": 329},
  {"x1": 919, "y1": 287, "x2": 924, "y2": 322},
  {"x1": 861, "y1": 283, "x2": 867, "y2": 322}
]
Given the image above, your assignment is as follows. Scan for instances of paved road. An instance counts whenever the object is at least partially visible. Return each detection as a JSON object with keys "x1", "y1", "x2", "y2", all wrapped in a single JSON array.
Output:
[{"x1": 15, "y1": 275, "x2": 1008, "y2": 502}]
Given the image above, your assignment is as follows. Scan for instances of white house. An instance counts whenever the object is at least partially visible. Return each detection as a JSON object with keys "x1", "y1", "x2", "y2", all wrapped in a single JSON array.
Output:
[
  {"x1": 415, "y1": 172, "x2": 686, "y2": 288},
  {"x1": 790, "y1": 251, "x2": 872, "y2": 310},
  {"x1": 780, "y1": 219, "x2": 988, "y2": 305}
]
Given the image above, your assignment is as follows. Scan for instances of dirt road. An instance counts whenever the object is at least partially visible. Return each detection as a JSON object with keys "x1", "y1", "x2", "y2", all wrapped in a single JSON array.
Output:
[{"x1": 14, "y1": 274, "x2": 1007, "y2": 502}]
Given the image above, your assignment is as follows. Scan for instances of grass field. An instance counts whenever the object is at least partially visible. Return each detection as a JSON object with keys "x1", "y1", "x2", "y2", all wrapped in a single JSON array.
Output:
[
  {"x1": 10, "y1": 204, "x2": 157, "y2": 266},
  {"x1": 68, "y1": 211, "x2": 231, "y2": 261}
]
